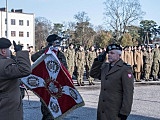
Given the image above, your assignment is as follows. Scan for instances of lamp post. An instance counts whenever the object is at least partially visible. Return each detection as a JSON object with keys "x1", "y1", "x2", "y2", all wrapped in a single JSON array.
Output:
[{"x1": 6, "y1": 0, "x2": 8, "y2": 38}]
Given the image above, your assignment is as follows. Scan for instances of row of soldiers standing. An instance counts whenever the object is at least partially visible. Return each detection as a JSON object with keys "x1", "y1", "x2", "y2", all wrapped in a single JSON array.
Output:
[
  {"x1": 61, "y1": 43, "x2": 160, "y2": 85},
  {"x1": 63, "y1": 43, "x2": 97, "y2": 86},
  {"x1": 122, "y1": 44, "x2": 160, "y2": 81}
]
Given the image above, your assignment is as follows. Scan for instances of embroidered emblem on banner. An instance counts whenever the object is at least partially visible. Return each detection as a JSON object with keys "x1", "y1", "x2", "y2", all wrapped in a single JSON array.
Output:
[
  {"x1": 50, "y1": 100, "x2": 59, "y2": 113},
  {"x1": 27, "y1": 76, "x2": 39, "y2": 87},
  {"x1": 69, "y1": 88, "x2": 78, "y2": 100},
  {"x1": 47, "y1": 60, "x2": 59, "y2": 73},
  {"x1": 45, "y1": 78, "x2": 62, "y2": 98}
]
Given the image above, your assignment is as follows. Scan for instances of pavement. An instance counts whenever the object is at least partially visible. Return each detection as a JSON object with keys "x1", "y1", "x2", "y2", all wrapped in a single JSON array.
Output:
[{"x1": 23, "y1": 80, "x2": 160, "y2": 120}]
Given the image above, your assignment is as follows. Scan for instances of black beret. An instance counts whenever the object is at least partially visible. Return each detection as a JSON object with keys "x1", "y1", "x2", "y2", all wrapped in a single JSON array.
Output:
[
  {"x1": 46, "y1": 34, "x2": 61, "y2": 43},
  {"x1": 106, "y1": 44, "x2": 122, "y2": 52},
  {"x1": 0, "y1": 37, "x2": 12, "y2": 49}
]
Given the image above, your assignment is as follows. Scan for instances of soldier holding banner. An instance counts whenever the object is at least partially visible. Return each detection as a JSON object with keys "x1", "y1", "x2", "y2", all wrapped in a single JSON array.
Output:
[{"x1": 31, "y1": 34, "x2": 68, "y2": 120}]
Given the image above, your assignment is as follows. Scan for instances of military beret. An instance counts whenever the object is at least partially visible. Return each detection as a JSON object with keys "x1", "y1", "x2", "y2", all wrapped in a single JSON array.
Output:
[
  {"x1": 0, "y1": 37, "x2": 12, "y2": 49},
  {"x1": 106, "y1": 44, "x2": 122, "y2": 52},
  {"x1": 46, "y1": 34, "x2": 61, "y2": 43}
]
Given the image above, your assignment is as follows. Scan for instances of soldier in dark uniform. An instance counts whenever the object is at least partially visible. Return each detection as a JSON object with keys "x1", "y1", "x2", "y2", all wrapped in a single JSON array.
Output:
[
  {"x1": 0, "y1": 38, "x2": 31, "y2": 120},
  {"x1": 90, "y1": 44, "x2": 134, "y2": 120},
  {"x1": 31, "y1": 34, "x2": 68, "y2": 120}
]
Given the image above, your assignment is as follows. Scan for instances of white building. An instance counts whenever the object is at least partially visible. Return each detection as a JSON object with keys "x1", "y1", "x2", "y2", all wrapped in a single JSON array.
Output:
[{"x1": 0, "y1": 8, "x2": 35, "y2": 51}]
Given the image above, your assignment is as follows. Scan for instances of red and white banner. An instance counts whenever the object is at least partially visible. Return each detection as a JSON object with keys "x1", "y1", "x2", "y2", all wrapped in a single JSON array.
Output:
[{"x1": 21, "y1": 47, "x2": 84, "y2": 119}]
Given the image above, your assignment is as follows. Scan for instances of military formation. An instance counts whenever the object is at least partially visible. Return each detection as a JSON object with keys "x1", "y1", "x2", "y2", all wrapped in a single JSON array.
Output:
[
  {"x1": 1, "y1": 33, "x2": 159, "y2": 120},
  {"x1": 122, "y1": 44, "x2": 160, "y2": 81},
  {"x1": 62, "y1": 43, "x2": 160, "y2": 84},
  {"x1": 63, "y1": 44, "x2": 101, "y2": 86},
  {"x1": 13, "y1": 38, "x2": 160, "y2": 86}
]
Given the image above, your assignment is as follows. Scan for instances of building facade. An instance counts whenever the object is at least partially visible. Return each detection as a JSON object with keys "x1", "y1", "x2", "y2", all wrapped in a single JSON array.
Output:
[{"x1": 0, "y1": 8, "x2": 35, "y2": 51}]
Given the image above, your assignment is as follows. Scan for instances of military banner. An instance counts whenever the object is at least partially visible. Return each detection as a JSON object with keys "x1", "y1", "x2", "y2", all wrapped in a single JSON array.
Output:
[{"x1": 21, "y1": 47, "x2": 84, "y2": 119}]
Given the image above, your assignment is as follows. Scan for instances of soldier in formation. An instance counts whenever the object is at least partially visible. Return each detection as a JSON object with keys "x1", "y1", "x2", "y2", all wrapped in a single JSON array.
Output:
[
  {"x1": 85, "y1": 46, "x2": 97, "y2": 85},
  {"x1": 75, "y1": 45, "x2": 85, "y2": 86},
  {"x1": 66, "y1": 43, "x2": 75, "y2": 78},
  {"x1": 143, "y1": 46, "x2": 153, "y2": 81},
  {"x1": 152, "y1": 43, "x2": 160, "y2": 81},
  {"x1": 133, "y1": 45, "x2": 143, "y2": 82}
]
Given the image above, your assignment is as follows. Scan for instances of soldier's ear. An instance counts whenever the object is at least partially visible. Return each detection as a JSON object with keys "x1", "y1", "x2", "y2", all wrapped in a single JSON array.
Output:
[{"x1": 0, "y1": 48, "x2": 6, "y2": 55}]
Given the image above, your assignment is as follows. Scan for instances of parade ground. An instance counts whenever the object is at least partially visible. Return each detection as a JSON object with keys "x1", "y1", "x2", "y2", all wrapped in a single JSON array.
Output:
[{"x1": 23, "y1": 80, "x2": 160, "y2": 120}]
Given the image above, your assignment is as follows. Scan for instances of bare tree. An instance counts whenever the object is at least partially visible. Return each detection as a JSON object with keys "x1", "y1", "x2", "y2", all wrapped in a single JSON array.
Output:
[
  {"x1": 35, "y1": 17, "x2": 52, "y2": 50},
  {"x1": 74, "y1": 11, "x2": 90, "y2": 23},
  {"x1": 73, "y1": 11, "x2": 96, "y2": 48},
  {"x1": 104, "y1": 0, "x2": 145, "y2": 43}
]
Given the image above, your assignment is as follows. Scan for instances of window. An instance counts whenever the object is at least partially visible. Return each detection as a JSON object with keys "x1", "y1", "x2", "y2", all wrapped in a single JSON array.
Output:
[
  {"x1": 19, "y1": 31, "x2": 23, "y2": 37},
  {"x1": 5, "y1": 18, "x2": 7, "y2": 24},
  {"x1": 11, "y1": 31, "x2": 16, "y2": 37},
  {"x1": 27, "y1": 32, "x2": 29, "y2": 37},
  {"x1": 11, "y1": 19, "x2": 16, "y2": 25},
  {"x1": 19, "y1": 20, "x2": 23, "y2": 25},
  {"x1": 5, "y1": 31, "x2": 7, "y2": 36},
  {"x1": 27, "y1": 20, "x2": 29, "y2": 26}
]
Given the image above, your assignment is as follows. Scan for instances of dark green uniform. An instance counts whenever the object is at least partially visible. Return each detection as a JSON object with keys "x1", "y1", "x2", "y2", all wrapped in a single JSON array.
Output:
[{"x1": 31, "y1": 46, "x2": 68, "y2": 120}]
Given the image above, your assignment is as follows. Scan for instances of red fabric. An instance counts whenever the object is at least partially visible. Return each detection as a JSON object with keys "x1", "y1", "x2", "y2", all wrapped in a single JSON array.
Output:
[{"x1": 29, "y1": 50, "x2": 82, "y2": 118}]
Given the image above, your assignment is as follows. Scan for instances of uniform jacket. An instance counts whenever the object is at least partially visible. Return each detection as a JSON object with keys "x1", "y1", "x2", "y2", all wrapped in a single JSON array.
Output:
[
  {"x1": 75, "y1": 50, "x2": 85, "y2": 66},
  {"x1": 86, "y1": 50, "x2": 97, "y2": 68},
  {"x1": 124, "y1": 50, "x2": 134, "y2": 66},
  {"x1": 134, "y1": 50, "x2": 143, "y2": 72},
  {"x1": 90, "y1": 59, "x2": 134, "y2": 120},
  {"x1": 0, "y1": 51, "x2": 31, "y2": 120},
  {"x1": 153, "y1": 48, "x2": 160, "y2": 63},
  {"x1": 143, "y1": 51, "x2": 153, "y2": 64},
  {"x1": 66, "y1": 48, "x2": 75, "y2": 67}
]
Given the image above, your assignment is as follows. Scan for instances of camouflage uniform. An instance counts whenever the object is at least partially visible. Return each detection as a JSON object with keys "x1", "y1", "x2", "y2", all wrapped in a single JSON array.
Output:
[
  {"x1": 86, "y1": 47, "x2": 97, "y2": 85},
  {"x1": 143, "y1": 49, "x2": 153, "y2": 81},
  {"x1": 75, "y1": 46, "x2": 85, "y2": 86},
  {"x1": 152, "y1": 47, "x2": 160, "y2": 81},
  {"x1": 31, "y1": 45, "x2": 68, "y2": 120},
  {"x1": 66, "y1": 47, "x2": 75, "y2": 76}
]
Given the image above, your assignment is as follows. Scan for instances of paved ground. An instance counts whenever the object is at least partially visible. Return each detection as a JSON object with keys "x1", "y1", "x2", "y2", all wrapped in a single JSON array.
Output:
[{"x1": 23, "y1": 81, "x2": 160, "y2": 120}]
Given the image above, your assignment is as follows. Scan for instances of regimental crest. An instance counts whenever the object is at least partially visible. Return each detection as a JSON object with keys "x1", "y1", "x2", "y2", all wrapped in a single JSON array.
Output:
[
  {"x1": 27, "y1": 76, "x2": 39, "y2": 87},
  {"x1": 69, "y1": 88, "x2": 78, "y2": 100},
  {"x1": 46, "y1": 60, "x2": 59, "y2": 73},
  {"x1": 50, "y1": 100, "x2": 59, "y2": 113},
  {"x1": 45, "y1": 78, "x2": 63, "y2": 98}
]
